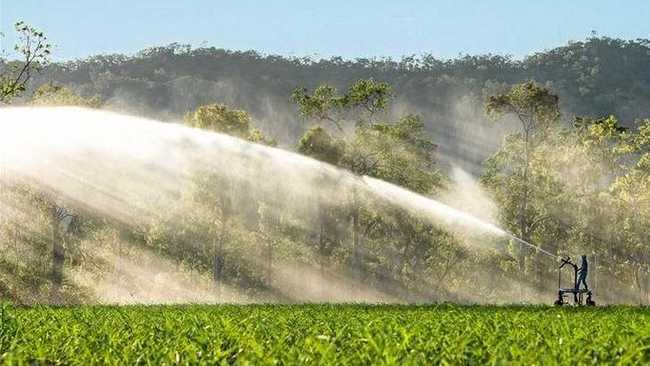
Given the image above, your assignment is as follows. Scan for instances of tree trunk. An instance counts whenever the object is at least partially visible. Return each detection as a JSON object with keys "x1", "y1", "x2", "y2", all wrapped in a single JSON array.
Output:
[
  {"x1": 435, "y1": 253, "x2": 456, "y2": 297},
  {"x1": 318, "y1": 209, "x2": 326, "y2": 278},
  {"x1": 643, "y1": 252, "x2": 650, "y2": 305},
  {"x1": 213, "y1": 183, "x2": 232, "y2": 300},
  {"x1": 265, "y1": 215, "x2": 273, "y2": 287},
  {"x1": 213, "y1": 215, "x2": 227, "y2": 299},
  {"x1": 13, "y1": 226, "x2": 19, "y2": 260},
  {"x1": 633, "y1": 264, "x2": 647, "y2": 306},
  {"x1": 398, "y1": 239, "x2": 411, "y2": 280},
  {"x1": 351, "y1": 189, "x2": 361, "y2": 284},
  {"x1": 518, "y1": 128, "x2": 532, "y2": 301},
  {"x1": 51, "y1": 221, "x2": 64, "y2": 304}
]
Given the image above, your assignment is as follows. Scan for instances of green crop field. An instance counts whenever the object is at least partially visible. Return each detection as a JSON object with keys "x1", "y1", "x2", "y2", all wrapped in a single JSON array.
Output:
[{"x1": 0, "y1": 304, "x2": 648, "y2": 365}]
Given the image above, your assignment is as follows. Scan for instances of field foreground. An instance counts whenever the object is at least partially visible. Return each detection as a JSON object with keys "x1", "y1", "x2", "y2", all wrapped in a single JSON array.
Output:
[{"x1": 0, "y1": 304, "x2": 648, "y2": 365}]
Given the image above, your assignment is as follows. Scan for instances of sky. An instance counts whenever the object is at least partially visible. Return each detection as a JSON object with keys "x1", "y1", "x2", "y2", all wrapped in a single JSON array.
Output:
[{"x1": 1, "y1": 0, "x2": 650, "y2": 61}]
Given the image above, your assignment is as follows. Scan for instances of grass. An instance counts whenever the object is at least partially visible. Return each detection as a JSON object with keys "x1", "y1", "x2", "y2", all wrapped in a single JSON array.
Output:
[{"x1": 0, "y1": 304, "x2": 648, "y2": 365}]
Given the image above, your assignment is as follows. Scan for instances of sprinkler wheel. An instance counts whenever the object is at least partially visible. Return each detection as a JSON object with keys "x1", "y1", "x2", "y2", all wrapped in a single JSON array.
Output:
[{"x1": 586, "y1": 292, "x2": 596, "y2": 306}]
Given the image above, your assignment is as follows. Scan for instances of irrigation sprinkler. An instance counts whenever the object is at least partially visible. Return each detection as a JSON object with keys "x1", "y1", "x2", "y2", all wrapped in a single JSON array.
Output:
[
  {"x1": 554, "y1": 256, "x2": 595, "y2": 306},
  {"x1": 501, "y1": 233, "x2": 597, "y2": 306}
]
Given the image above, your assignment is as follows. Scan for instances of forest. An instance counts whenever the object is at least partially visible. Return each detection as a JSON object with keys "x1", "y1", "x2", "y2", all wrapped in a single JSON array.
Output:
[{"x1": 0, "y1": 22, "x2": 648, "y2": 305}]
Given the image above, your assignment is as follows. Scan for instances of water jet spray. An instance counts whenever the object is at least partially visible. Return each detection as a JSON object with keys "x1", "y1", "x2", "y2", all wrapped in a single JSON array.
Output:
[{"x1": 0, "y1": 106, "x2": 595, "y2": 304}]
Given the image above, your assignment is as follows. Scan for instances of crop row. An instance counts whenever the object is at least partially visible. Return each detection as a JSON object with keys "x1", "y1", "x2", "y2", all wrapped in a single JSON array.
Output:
[{"x1": 0, "y1": 304, "x2": 648, "y2": 365}]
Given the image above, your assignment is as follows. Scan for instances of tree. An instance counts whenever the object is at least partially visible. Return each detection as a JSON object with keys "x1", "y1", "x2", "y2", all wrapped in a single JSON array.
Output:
[
  {"x1": 185, "y1": 103, "x2": 276, "y2": 145},
  {"x1": 293, "y1": 80, "x2": 392, "y2": 282},
  {"x1": 19, "y1": 82, "x2": 101, "y2": 302},
  {"x1": 0, "y1": 22, "x2": 51, "y2": 103},
  {"x1": 31, "y1": 83, "x2": 101, "y2": 107},
  {"x1": 291, "y1": 85, "x2": 347, "y2": 132},
  {"x1": 484, "y1": 81, "x2": 561, "y2": 291},
  {"x1": 19, "y1": 185, "x2": 79, "y2": 304},
  {"x1": 0, "y1": 22, "x2": 51, "y2": 301},
  {"x1": 348, "y1": 114, "x2": 440, "y2": 193},
  {"x1": 297, "y1": 126, "x2": 344, "y2": 165},
  {"x1": 185, "y1": 104, "x2": 251, "y2": 138},
  {"x1": 298, "y1": 126, "x2": 344, "y2": 276},
  {"x1": 48, "y1": 206, "x2": 77, "y2": 304},
  {"x1": 343, "y1": 115, "x2": 442, "y2": 286},
  {"x1": 291, "y1": 79, "x2": 391, "y2": 133},
  {"x1": 184, "y1": 103, "x2": 274, "y2": 295},
  {"x1": 607, "y1": 119, "x2": 650, "y2": 303},
  {"x1": 293, "y1": 79, "x2": 443, "y2": 288}
]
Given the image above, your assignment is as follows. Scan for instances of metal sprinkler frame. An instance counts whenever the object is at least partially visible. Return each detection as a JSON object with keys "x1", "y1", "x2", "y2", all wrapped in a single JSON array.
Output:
[{"x1": 554, "y1": 256, "x2": 596, "y2": 306}]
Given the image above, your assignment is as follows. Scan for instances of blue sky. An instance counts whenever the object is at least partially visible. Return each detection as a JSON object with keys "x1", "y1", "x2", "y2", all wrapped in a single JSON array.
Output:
[{"x1": 1, "y1": 0, "x2": 649, "y2": 61}]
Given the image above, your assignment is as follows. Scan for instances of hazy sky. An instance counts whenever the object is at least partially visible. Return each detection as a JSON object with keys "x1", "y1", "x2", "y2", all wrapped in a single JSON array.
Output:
[{"x1": 1, "y1": 0, "x2": 649, "y2": 61}]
